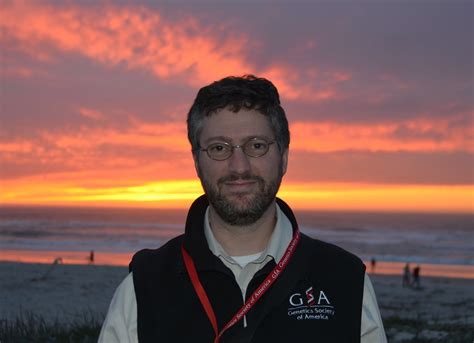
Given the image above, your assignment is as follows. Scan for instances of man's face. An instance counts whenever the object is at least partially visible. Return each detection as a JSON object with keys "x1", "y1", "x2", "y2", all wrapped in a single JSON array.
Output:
[{"x1": 194, "y1": 108, "x2": 288, "y2": 226}]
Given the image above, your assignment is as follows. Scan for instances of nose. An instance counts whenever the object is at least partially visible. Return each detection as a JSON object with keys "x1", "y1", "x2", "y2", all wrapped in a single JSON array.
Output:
[{"x1": 227, "y1": 146, "x2": 251, "y2": 175}]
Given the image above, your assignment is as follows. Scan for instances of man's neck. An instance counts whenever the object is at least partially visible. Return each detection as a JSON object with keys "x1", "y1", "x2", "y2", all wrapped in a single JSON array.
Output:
[{"x1": 208, "y1": 202, "x2": 277, "y2": 256}]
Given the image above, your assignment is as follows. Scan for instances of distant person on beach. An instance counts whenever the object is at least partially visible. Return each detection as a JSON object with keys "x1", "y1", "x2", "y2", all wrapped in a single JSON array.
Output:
[
  {"x1": 371, "y1": 257, "x2": 376, "y2": 273},
  {"x1": 412, "y1": 265, "x2": 421, "y2": 289},
  {"x1": 403, "y1": 263, "x2": 411, "y2": 287},
  {"x1": 88, "y1": 250, "x2": 94, "y2": 265},
  {"x1": 99, "y1": 75, "x2": 387, "y2": 342}
]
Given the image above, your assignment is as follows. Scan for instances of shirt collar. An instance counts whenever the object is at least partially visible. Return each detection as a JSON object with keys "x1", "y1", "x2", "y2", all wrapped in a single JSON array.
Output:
[{"x1": 204, "y1": 204, "x2": 293, "y2": 264}]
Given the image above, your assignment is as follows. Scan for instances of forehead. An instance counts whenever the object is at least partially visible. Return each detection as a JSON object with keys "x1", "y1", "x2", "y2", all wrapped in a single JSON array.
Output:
[{"x1": 200, "y1": 108, "x2": 274, "y2": 143}]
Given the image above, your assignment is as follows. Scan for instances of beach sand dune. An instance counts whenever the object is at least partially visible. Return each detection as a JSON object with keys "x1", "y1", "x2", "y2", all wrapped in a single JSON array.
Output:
[{"x1": 1, "y1": 262, "x2": 473, "y2": 342}]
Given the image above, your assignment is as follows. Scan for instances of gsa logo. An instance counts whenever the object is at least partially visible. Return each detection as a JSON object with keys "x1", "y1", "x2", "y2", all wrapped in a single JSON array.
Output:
[
  {"x1": 289, "y1": 286, "x2": 331, "y2": 307},
  {"x1": 287, "y1": 286, "x2": 335, "y2": 321}
]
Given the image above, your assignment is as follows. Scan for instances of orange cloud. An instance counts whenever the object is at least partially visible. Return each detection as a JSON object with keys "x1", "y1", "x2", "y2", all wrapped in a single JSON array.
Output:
[
  {"x1": 1, "y1": 112, "x2": 471, "y2": 185},
  {"x1": 38, "y1": 120, "x2": 188, "y2": 151},
  {"x1": 0, "y1": 118, "x2": 192, "y2": 179},
  {"x1": 1, "y1": 2, "x2": 250, "y2": 84},
  {"x1": 291, "y1": 115, "x2": 473, "y2": 152},
  {"x1": 0, "y1": 2, "x2": 346, "y2": 102},
  {"x1": 0, "y1": 141, "x2": 33, "y2": 153}
]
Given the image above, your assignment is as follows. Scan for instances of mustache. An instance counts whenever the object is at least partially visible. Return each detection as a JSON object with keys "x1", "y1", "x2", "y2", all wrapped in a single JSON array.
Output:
[{"x1": 217, "y1": 173, "x2": 264, "y2": 184}]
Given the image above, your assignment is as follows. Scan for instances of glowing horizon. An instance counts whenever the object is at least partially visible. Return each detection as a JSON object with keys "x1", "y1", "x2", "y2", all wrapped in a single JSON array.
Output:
[{"x1": 1, "y1": 178, "x2": 472, "y2": 213}]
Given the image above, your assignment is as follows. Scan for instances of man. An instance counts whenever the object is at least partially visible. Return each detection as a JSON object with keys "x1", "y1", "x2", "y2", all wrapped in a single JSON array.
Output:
[
  {"x1": 403, "y1": 263, "x2": 411, "y2": 287},
  {"x1": 99, "y1": 75, "x2": 386, "y2": 342}
]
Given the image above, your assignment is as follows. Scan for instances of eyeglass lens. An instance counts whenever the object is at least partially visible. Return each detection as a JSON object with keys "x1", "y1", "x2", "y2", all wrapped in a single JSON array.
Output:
[{"x1": 206, "y1": 139, "x2": 271, "y2": 160}]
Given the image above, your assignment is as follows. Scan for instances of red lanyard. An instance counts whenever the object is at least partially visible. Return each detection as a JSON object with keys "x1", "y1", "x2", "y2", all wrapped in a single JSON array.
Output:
[{"x1": 181, "y1": 230, "x2": 300, "y2": 343}]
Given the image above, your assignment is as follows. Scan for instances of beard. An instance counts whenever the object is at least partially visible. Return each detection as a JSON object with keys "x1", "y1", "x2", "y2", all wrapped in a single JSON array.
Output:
[{"x1": 199, "y1": 169, "x2": 283, "y2": 226}]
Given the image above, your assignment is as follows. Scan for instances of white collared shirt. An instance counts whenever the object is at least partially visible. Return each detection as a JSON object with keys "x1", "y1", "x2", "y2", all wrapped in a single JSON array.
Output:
[
  {"x1": 203, "y1": 205, "x2": 292, "y2": 301},
  {"x1": 99, "y1": 205, "x2": 387, "y2": 342}
]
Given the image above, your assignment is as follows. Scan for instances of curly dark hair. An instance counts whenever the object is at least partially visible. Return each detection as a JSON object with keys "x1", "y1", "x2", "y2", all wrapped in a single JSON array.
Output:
[{"x1": 187, "y1": 74, "x2": 290, "y2": 156}]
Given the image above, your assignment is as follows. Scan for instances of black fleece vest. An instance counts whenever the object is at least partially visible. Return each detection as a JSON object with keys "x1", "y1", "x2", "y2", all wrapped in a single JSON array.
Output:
[{"x1": 130, "y1": 196, "x2": 365, "y2": 343}]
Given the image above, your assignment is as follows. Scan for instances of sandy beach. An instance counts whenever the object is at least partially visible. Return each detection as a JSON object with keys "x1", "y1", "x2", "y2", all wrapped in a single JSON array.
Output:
[
  {"x1": 371, "y1": 274, "x2": 474, "y2": 342},
  {"x1": 1, "y1": 261, "x2": 473, "y2": 342}
]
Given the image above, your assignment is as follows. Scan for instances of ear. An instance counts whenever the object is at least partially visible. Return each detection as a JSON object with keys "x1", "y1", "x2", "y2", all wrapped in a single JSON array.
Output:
[{"x1": 280, "y1": 148, "x2": 289, "y2": 176}]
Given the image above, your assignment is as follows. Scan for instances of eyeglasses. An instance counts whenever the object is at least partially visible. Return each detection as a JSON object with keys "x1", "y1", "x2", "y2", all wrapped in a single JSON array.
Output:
[{"x1": 197, "y1": 137, "x2": 275, "y2": 161}]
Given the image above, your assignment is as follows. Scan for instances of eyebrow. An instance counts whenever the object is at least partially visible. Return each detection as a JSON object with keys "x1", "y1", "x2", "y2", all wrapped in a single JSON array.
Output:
[
  {"x1": 202, "y1": 136, "x2": 230, "y2": 145},
  {"x1": 202, "y1": 135, "x2": 273, "y2": 145}
]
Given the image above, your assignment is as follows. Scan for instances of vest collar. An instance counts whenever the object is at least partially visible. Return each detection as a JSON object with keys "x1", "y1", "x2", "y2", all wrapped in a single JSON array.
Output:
[{"x1": 182, "y1": 194, "x2": 301, "y2": 273}]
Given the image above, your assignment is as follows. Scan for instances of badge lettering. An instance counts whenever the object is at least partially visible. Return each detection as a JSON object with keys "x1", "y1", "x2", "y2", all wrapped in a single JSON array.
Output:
[{"x1": 287, "y1": 285, "x2": 335, "y2": 321}]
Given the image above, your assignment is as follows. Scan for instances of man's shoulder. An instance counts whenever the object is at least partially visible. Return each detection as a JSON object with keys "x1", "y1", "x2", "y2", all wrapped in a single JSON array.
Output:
[
  {"x1": 299, "y1": 233, "x2": 364, "y2": 267},
  {"x1": 129, "y1": 234, "x2": 184, "y2": 274}
]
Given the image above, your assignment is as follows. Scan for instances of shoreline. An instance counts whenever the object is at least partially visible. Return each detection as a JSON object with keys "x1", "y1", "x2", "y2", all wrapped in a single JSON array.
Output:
[{"x1": 2, "y1": 249, "x2": 473, "y2": 279}]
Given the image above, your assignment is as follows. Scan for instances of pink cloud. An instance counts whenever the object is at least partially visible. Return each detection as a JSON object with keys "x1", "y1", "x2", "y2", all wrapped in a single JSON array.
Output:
[
  {"x1": 0, "y1": 116, "x2": 192, "y2": 180},
  {"x1": 0, "y1": 2, "x2": 347, "y2": 102},
  {"x1": 291, "y1": 115, "x2": 473, "y2": 153},
  {"x1": 78, "y1": 107, "x2": 105, "y2": 120},
  {"x1": 262, "y1": 66, "x2": 346, "y2": 101},
  {"x1": 37, "y1": 119, "x2": 188, "y2": 151},
  {"x1": 1, "y1": 2, "x2": 250, "y2": 84}
]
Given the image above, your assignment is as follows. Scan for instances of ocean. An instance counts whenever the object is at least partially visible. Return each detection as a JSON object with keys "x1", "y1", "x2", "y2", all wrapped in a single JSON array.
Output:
[{"x1": 1, "y1": 206, "x2": 473, "y2": 274}]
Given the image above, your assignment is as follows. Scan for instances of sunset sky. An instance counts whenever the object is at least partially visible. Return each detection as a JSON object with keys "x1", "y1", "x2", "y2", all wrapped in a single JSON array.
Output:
[{"x1": 1, "y1": 1, "x2": 472, "y2": 212}]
